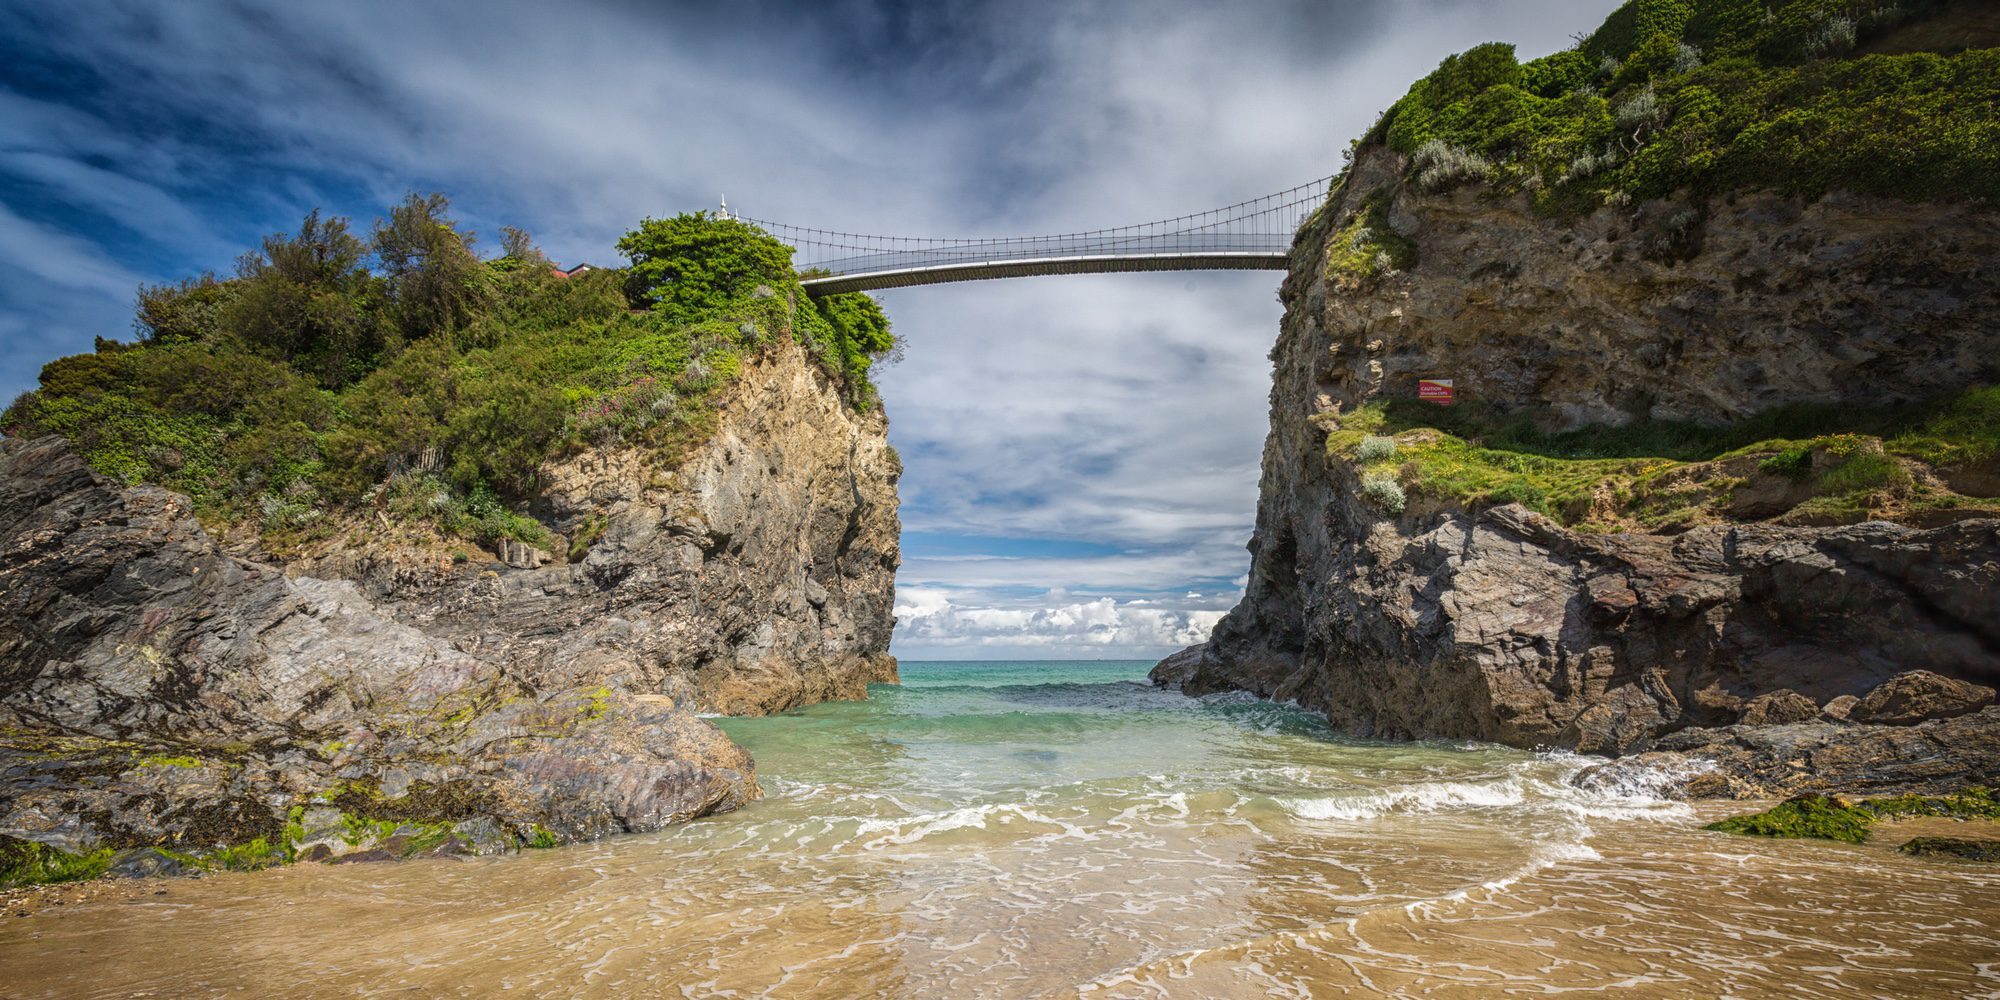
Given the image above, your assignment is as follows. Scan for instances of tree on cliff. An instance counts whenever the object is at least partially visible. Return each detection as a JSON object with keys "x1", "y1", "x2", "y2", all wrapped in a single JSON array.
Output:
[
  {"x1": 617, "y1": 212, "x2": 795, "y2": 324},
  {"x1": 373, "y1": 192, "x2": 494, "y2": 348},
  {"x1": 224, "y1": 209, "x2": 382, "y2": 388}
]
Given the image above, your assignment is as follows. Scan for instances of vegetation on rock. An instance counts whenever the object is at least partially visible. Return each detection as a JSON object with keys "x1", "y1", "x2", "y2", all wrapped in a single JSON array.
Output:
[
  {"x1": 1704, "y1": 793, "x2": 1877, "y2": 842},
  {"x1": 0, "y1": 837, "x2": 116, "y2": 889},
  {"x1": 1363, "y1": 0, "x2": 2000, "y2": 212},
  {"x1": 1898, "y1": 836, "x2": 2000, "y2": 861},
  {"x1": 1322, "y1": 386, "x2": 2000, "y2": 529},
  {"x1": 1705, "y1": 786, "x2": 2000, "y2": 843},
  {"x1": 1, "y1": 201, "x2": 895, "y2": 554},
  {"x1": 1321, "y1": 192, "x2": 1419, "y2": 288}
]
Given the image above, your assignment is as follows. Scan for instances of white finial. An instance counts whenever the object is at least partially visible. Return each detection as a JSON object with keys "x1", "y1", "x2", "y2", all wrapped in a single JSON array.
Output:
[{"x1": 719, "y1": 194, "x2": 729, "y2": 219}]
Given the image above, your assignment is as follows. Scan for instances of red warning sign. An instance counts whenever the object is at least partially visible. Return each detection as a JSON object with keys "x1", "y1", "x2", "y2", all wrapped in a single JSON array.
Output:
[{"x1": 1418, "y1": 379, "x2": 1455, "y2": 405}]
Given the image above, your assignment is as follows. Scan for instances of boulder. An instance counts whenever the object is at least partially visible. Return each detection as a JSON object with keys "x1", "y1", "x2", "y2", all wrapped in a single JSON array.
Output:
[
  {"x1": 1851, "y1": 670, "x2": 1997, "y2": 726},
  {"x1": 1739, "y1": 690, "x2": 1821, "y2": 726},
  {"x1": 1150, "y1": 643, "x2": 1207, "y2": 690},
  {"x1": 107, "y1": 848, "x2": 187, "y2": 880}
]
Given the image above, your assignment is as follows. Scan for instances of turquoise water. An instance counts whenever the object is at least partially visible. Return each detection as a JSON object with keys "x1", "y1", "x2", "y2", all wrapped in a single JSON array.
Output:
[{"x1": 6, "y1": 660, "x2": 1998, "y2": 998}]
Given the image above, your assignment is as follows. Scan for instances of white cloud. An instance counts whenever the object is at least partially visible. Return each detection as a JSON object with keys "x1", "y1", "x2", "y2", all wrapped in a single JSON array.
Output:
[{"x1": 894, "y1": 590, "x2": 1225, "y2": 660}]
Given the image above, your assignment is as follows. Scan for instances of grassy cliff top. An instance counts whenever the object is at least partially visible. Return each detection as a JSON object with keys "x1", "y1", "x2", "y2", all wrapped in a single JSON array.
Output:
[
  {"x1": 1323, "y1": 386, "x2": 2000, "y2": 530},
  {"x1": 1, "y1": 198, "x2": 894, "y2": 555},
  {"x1": 1362, "y1": 0, "x2": 1999, "y2": 212}
]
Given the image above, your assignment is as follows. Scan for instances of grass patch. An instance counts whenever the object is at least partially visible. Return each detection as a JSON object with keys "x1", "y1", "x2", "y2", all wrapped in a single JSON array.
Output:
[
  {"x1": 1363, "y1": 0, "x2": 2000, "y2": 212},
  {"x1": 1322, "y1": 386, "x2": 2000, "y2": 528},
  {"x1": 1323, "y1": 192, "x2": 1418, "y2": 289},
  {"x1": 1818, "y1": 450, "x2": 1908, "y2": 493}
]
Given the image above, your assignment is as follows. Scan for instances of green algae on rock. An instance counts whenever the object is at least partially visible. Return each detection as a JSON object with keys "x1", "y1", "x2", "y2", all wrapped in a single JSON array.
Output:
[
  {"x1": 1704, "y1": 786, "x2": 2000, "y2": 843},
  {"x1": 0, "y1": 837, "x2": 117, "y2": 889},
  {"x1": 1899, "y1": 837, "x2": 2000, "y2": 862},
  {"x1": 1704, "y1": 793, "x2": 1875, "y2": 843}
]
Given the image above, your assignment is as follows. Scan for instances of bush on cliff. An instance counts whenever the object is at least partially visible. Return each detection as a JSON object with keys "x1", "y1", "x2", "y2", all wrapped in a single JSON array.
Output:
[
  {"x1": 1, "y1": 199, "x2": 897, "y2": 550},
  {"x1": 1365, "y1": 0, "x2": 1999, "y2": 210}
]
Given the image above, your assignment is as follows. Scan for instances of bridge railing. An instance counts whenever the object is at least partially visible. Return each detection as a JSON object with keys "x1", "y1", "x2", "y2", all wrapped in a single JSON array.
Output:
[{"x1": 737, "y1": 175, "x2": 1334, "y2": 280}]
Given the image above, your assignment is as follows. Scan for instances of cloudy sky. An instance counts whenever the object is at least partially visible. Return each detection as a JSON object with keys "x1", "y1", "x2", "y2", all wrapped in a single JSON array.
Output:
[{"x1": 0, "y1": 0, "x2": 1611, "y2": 661}]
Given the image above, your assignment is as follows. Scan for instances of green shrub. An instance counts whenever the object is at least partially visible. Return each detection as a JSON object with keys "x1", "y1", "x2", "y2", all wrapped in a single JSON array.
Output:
[
  {"x1": 374, "y1": 192, "x2": 494, "y2": 343},
  {"x1": 1324, "y1": 192, "x2": 1419, "y2": 287},
  {"x1": 1357, "y1": 435, "x2": 1399, "y2": 463},
  {"x1": 226, "y1": 209, "x2": 384, "y2": 388},
  {"x1": 136, "y1": 274, "x2": 234, "y2": 345},
  {"x1": 1362, "y1": 474, "x2": 1408, "y2": 514},
  {"x1": 12, "y1": 196, "x2": 886, "y2": 553},
  {"x1": 567, "y1": 515, "x2": 608, "y2": 562},
  {"x1": 1411, "y1": 140, "x2": 1495, "y2": 193},
  {"x1": 1365, "y1": 0, "x2": 1999, "y2": 212},
  {"x1": 617, "y1": 212, "x2": 794, "y2": 325},
  {"x1": 1758, "y1": 446, "x2": 1813, "y2": 479},
  {"x1": 1817, "y1": 451, "x2": 1908, "y2": 495}
]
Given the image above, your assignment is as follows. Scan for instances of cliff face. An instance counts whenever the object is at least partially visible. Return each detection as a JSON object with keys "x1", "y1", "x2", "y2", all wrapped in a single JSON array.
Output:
[
  {"x1": 1160, "y1": 148, "x2": 2000, "y2": 754},
  {"x1": 0, "y1": 336, "x2": 898, "y2": 865},
  {"x1": 288, "y1": 335, "x2": 901, "y2": 717},
  {"x1": 1303, "y1": 151, "x2": 2000, "y2": 428}
]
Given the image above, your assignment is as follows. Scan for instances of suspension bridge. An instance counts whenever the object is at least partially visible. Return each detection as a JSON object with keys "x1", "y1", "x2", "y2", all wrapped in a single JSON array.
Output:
[{"x1": 735, "y1": 176, "x2": 1334, "y2": 296}]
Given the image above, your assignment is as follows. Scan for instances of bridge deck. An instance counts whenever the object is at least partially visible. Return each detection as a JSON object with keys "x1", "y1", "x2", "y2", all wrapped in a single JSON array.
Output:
[{"x1": 800, "y1": 251, "x2": 1289, "y2": 296}]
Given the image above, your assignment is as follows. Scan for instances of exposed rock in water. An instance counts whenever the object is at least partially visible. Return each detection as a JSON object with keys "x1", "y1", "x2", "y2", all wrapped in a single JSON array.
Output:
[
  {"x1": 1900, "y1": 837, "x2": 2000, "y2": 863},
  {"x1": 1158, "y1": 146, "x2": 2000, "y2": 765},
  {"x1": 1149, "y1": 643, "x2": 1207, "y2": 691},
  {"x1": 1574, "y1": 707, "x2": 2000, "y2": 800},
  {"x1": 0, "y1": 338, "x2": 899, "y2": 875}
]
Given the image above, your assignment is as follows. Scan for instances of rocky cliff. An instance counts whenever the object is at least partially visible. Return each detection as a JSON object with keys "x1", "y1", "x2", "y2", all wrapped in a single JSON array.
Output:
[
  {"x1": 0, "y1": 335, "x2": 899, "y2": 872},
  {"x1": 1157, "y1": 145, "x2": 2000, "y2": 756},
  {"x1": 284, "y1": 333, "x2": 901, "y2": 717}
]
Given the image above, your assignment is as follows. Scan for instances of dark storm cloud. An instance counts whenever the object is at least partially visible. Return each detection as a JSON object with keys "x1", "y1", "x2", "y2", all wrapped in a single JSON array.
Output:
[{"x1": 0, "y1": 0, "x2": 1617, "y2": 657}]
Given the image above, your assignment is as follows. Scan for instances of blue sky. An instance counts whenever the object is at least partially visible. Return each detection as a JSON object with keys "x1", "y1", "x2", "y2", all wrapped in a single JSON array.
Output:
[{"x1": 0, "y1": 0, "x2": 1611, "y2": 660}]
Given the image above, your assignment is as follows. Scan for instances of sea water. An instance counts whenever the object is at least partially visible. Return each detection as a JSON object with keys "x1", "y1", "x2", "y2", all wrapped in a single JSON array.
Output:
[{"x1": 3, "y1": 660, "x2": 1996, "y2": 997}]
